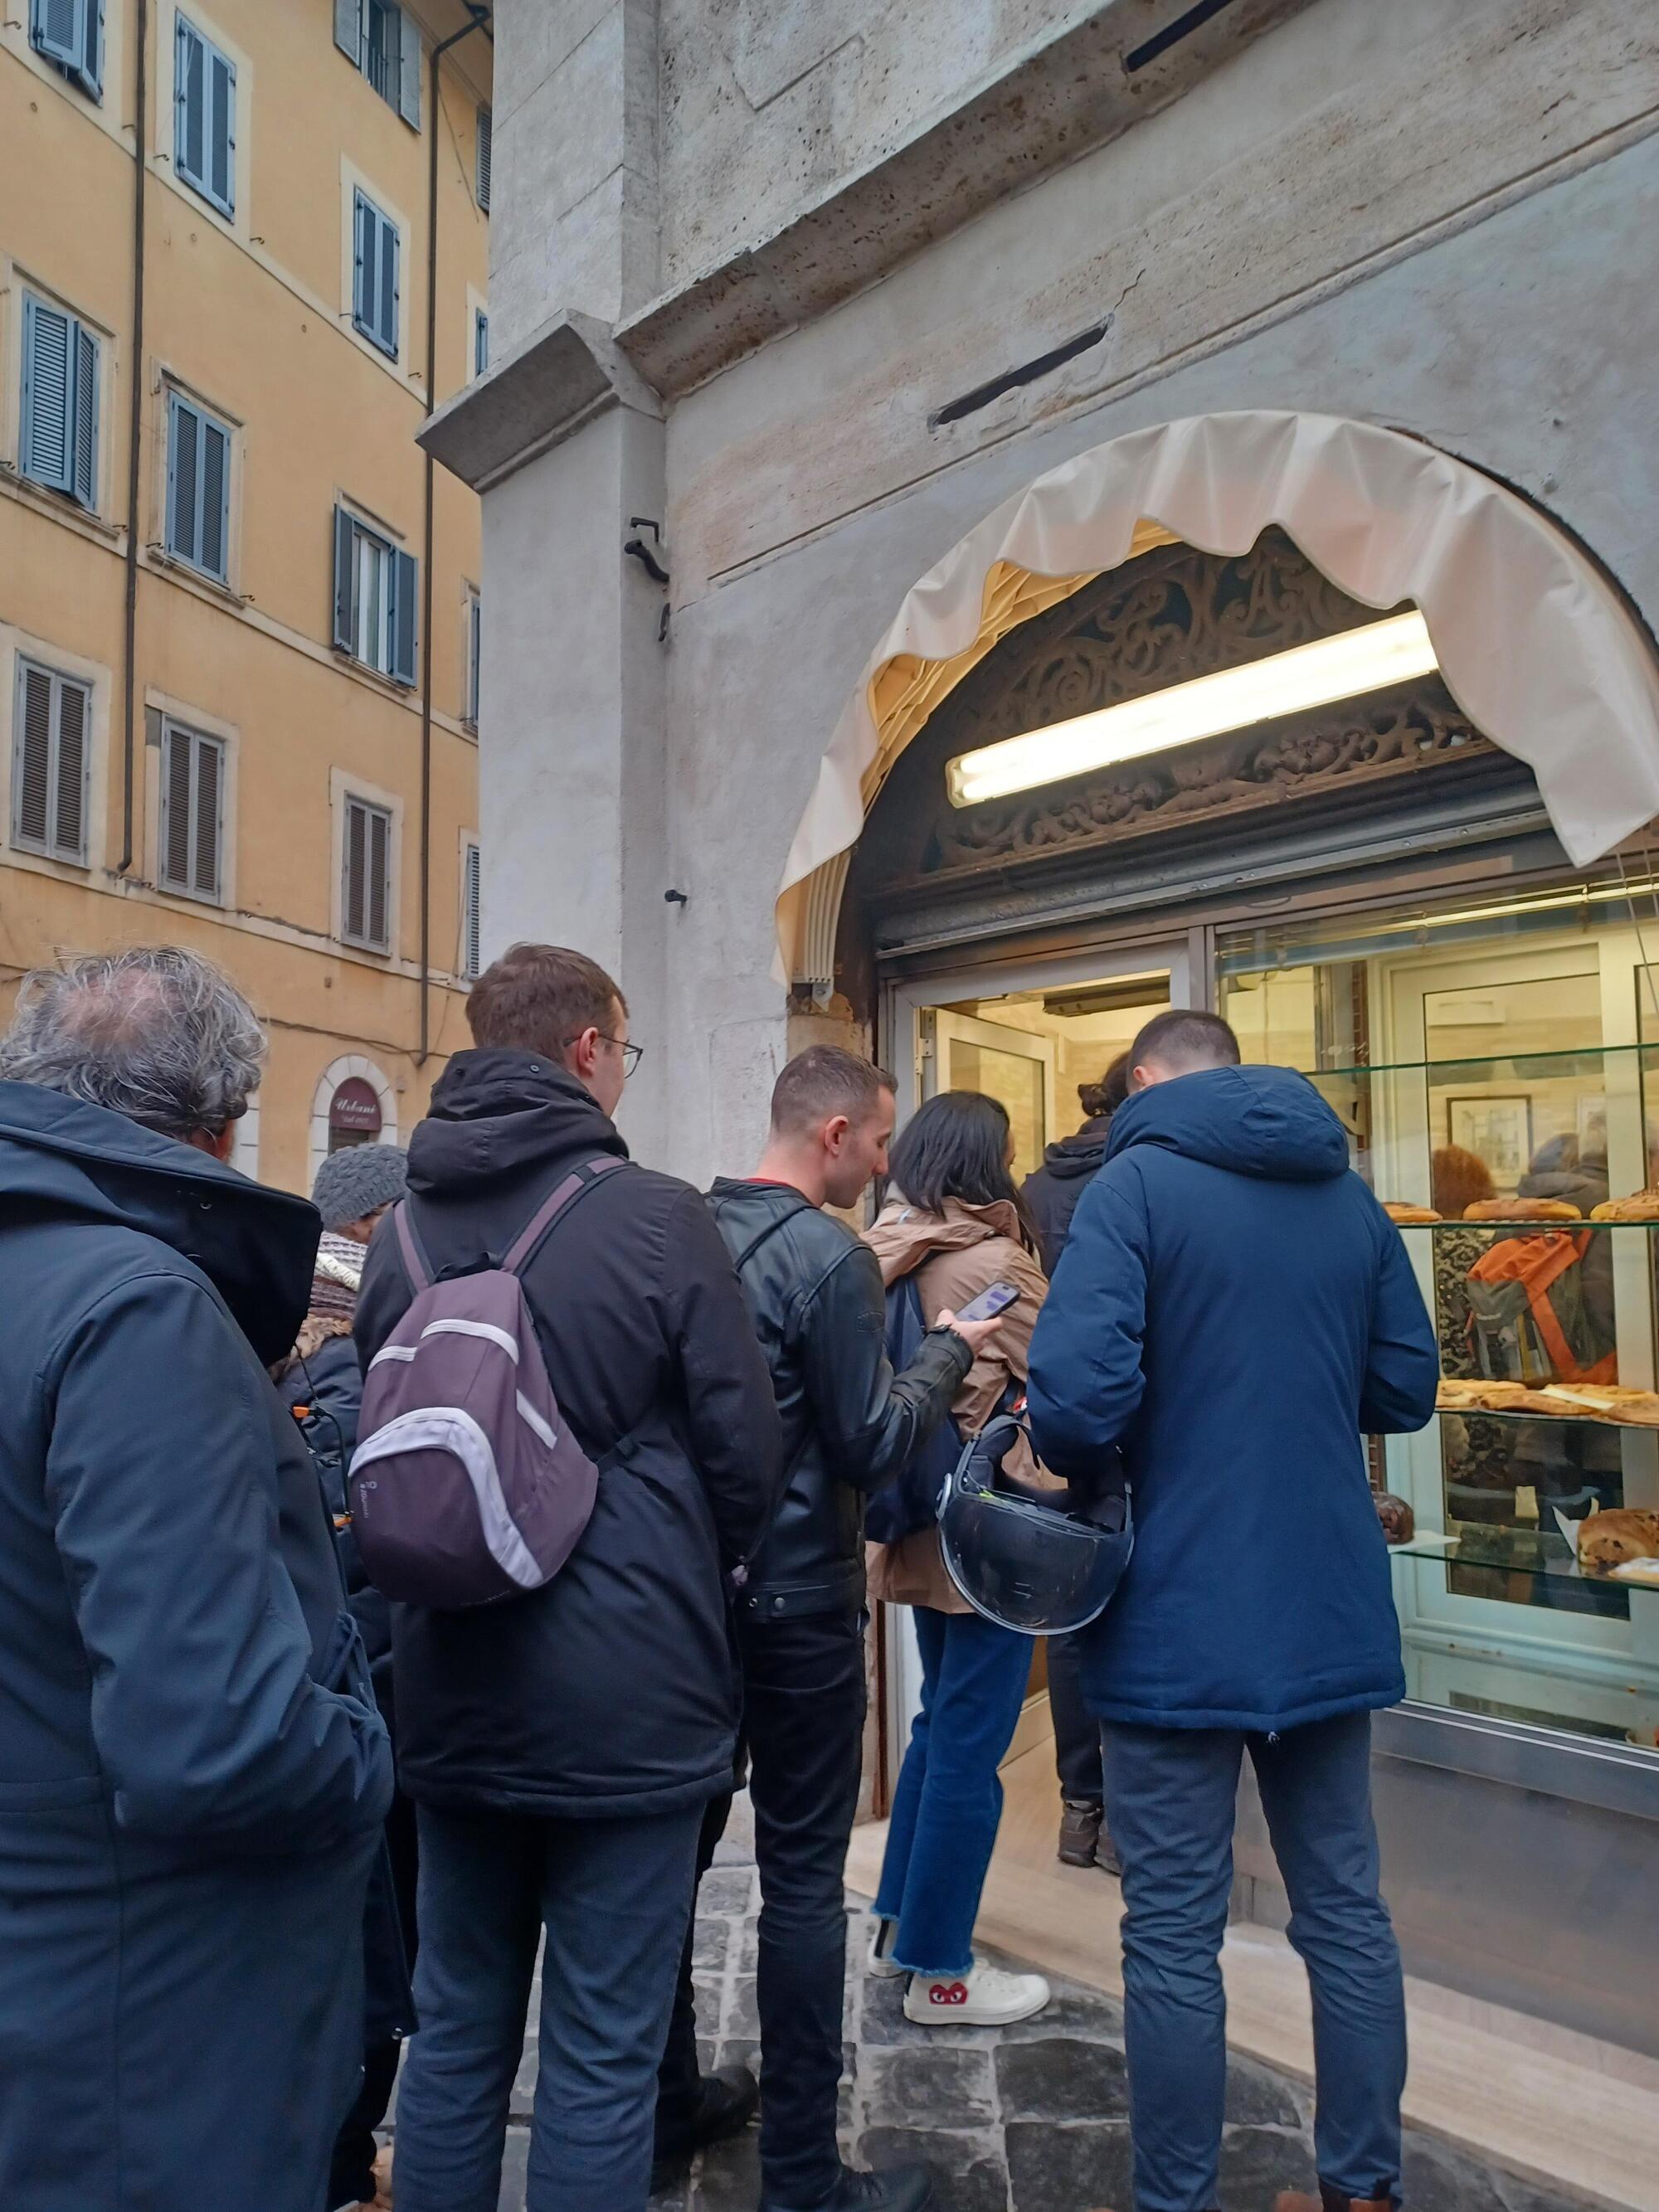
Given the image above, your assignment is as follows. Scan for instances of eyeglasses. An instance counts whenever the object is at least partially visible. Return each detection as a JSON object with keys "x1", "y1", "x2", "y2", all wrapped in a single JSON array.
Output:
[{"x1": 565, "y1": 1031, "x2": 644, "y2": 1079}]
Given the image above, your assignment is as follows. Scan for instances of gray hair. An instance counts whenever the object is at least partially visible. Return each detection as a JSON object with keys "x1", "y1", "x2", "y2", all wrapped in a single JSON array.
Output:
[{"x1": 0, "y1": 946, "x2": 266, "y2": 1140}]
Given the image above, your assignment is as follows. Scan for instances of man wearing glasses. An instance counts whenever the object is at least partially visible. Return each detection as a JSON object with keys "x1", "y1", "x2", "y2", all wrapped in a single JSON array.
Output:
[{"x1": 356, "y1": 942, "x2": 782, "y2": 2212}]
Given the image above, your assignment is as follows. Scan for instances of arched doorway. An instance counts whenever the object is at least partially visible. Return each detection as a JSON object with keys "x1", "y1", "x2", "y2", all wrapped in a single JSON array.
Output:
[{"x1": 309, "y1": 1054, "x2": 398, "y2": 1188}]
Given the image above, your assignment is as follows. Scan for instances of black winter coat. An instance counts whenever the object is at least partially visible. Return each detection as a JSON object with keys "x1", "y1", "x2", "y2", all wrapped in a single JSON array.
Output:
[
  {"x1": 0, "y1": 1083, "x2": 392, "y2": 2212},
  {"x1": 1022, "y1": 1116, "x2": 1113, "y2": 1276},
  {"x1": 356, "y1": 1052, "x2": 783, "y2": 1819},
  {"x1": 708, "y1": 1179, "x2": 972, "y2": 1622}
]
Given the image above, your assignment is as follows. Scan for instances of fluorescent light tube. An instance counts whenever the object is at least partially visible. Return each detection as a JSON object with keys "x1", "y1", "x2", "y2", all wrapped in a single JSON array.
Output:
[{"x1": 946, "y1": 610, "x2": 1438, "y2": 808}]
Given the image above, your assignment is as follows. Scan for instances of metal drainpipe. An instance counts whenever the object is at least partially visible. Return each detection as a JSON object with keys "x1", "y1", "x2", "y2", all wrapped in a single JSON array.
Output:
[
  {"x1": 417, "y1": 6, "x2": 489, "y2": 1062},
  {"x1": 117, "y1": 0, "x2": 149, "y2": 875}
]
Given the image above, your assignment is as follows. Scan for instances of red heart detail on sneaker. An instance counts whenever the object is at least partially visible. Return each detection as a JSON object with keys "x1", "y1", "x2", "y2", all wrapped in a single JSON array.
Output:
[{"x1": 929, "y1": 1981, "x2": 969, "y2": 2005}]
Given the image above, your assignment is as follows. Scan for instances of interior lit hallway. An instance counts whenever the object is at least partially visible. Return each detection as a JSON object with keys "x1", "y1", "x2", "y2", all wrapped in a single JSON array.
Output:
[{"x1": 844, "y1": 1717, "x2": 1659, "y2": 2212}]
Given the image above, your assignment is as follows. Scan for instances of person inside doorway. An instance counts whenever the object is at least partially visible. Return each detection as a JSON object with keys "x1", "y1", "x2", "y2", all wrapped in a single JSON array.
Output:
[
  {"x1": 1022, "y1": 1049, "x2": 1132, "y2": 1879},
  {"x1": 864, "y1": 1091, "x2": 1054, "y2": 2029},
  {"x1": 1027, "y1": 1009, "x2": 1438, "y2": 2212}
]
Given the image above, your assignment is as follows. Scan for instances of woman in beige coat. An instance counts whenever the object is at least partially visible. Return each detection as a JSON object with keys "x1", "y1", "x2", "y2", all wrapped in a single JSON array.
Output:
[{"x1": 863, "y1": 1090, "x2": 1053, "y2": 2029}]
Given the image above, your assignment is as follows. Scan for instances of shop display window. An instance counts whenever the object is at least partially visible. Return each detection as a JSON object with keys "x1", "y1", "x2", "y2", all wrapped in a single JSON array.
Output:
[{"x1": 1219, "y1": 873, "x2": 1659, "y2": 1755}]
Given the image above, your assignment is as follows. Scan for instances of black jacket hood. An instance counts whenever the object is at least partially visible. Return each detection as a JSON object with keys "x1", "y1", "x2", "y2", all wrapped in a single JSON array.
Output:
[
  {"x1": 0, "y1": 1081, "x2": 319, "y2": 1365},
  {"x1": 1037, "y1": 1117, "x2": 1114, "y2": 1183},
  {"x1": 409, "y1": 1050, "x2": 629, "y2": 1196}
]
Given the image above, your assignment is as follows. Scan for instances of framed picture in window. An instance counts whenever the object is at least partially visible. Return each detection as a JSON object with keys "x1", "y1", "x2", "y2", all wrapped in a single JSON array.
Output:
[{"x1": 1445, "y1": 1095, "x2": 1533, "y2": 1189}]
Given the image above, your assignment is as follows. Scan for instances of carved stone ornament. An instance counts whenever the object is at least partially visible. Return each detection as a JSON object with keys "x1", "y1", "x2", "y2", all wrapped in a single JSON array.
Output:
[{"x1": 852, "y1": 528, "x2": 1498, "y2": 902}]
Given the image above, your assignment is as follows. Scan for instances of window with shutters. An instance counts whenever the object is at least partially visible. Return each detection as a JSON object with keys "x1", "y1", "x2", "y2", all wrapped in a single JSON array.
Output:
[
  {"x1": 158, "y1": 721, "x2": 226, "y2": 903},
  {"x1": 474, "y1": 308, "x2": 489, "y2": 378},
  {"x1": 342, "y1": 794, "x2": 392, "y2": 953},
  {"x1": 11, "y1": 658, "x2": 90, "y2": 865},
  {"x1": 460, "y1": 839, "x2": 481, "y2": 981},
  {"x1": 29, "y1": 0, "x2": 105, "y2": 102},
  {"x1": 333, "y1": 0, "x2": 421, "y2": 129},
  {"x1": 332, "y1": 504, "x2": 417, "y2": 685},
  {"x1": 352, "y1": 187, "x2": 401, "y2": 360},
  {"x1": 20, "y1": 292, "x2": 100, "y2": 512},
  {"x1": 476, "y1": 105, "x2": 491, "y2": 211},
  {"x1": 165, "y1": 391, "x2": 232, "y2": 581},
  {"x1": 465, "y1": 589, "x2": 481, "y2": 727},
  {"x1": 174, "y1": 15, "x2": 236, "y2": 218}
]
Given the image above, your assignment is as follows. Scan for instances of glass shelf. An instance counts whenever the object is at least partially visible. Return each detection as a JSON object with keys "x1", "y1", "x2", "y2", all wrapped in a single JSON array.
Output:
[
  {"x1": 1390, "y1": 1532, "x2": 1659, "y2": 1593},
  {"x1": 1397, "y1": 1217, "x2": 1659, "y2": 1231},
  {"x1": 1294, "y1": 1044, "x2": 1646, "y2": 1082},
  {"x1": 1432, "y1": 1400, "x2": 1659, "y2": 1430}
]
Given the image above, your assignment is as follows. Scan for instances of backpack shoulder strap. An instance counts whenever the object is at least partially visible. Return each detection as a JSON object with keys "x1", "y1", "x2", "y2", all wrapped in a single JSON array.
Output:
[
  {"x1": 392, "y1": 1200, "x2": 435, "y2": 1296},
  {"x1": 501, "y1": 1156, "x2": 626, "y2": 1277}
]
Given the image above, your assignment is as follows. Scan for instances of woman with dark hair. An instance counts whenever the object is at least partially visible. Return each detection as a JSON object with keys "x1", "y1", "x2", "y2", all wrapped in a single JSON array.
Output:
[
  {"x1": 1022, "y1": 1050, "x2": 1132, "y2": 1276},
  {"x1": 862, "y1": 1091, "x2": 1053, "y2": 2028}
]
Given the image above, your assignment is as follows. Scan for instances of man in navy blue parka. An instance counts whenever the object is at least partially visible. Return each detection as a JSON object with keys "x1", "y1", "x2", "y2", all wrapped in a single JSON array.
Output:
[{"x1": 1028, "y1": 1009, "x2": 1438, "y2": 2212}]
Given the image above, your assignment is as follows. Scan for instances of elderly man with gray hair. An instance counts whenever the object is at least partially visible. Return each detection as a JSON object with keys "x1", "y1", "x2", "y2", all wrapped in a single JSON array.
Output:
[{"x1": 0, "y1": 948, "x2": 393, "y2": 2212}]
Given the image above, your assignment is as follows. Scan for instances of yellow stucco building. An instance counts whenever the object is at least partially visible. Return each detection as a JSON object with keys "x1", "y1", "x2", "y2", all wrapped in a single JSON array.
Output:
[{"x1": 0, "y1": 0, "x2": 490, "y2": 1189}]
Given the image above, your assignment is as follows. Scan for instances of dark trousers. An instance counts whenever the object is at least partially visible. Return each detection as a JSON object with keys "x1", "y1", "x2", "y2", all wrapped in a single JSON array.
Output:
[
  {"x1": 659, "y1": 1608, "x2": 867, "y2": 2205},
  {"x1": 1048, "y1": 1631, "x2": 1106, "y2": 1804},
  {"x1": 394, "y1": 1800, "x2": 703, "y2": 2212},
  {"x1": 1102, "y1": 1714, "x2": 1406, "y2": 2212},
  {"x1": 329, "y1": 1788, "x2": 420, "y2": 2209}
]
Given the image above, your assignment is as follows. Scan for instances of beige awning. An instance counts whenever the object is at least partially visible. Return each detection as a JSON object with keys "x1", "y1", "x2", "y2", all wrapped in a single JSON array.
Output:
[{"x1": 776, "y1": 411, "x2": 1659, "y2": 991}]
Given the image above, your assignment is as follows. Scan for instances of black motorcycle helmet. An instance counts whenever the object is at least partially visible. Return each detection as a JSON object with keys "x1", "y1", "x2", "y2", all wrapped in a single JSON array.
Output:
[{"x1": 937, "y1": 1412, "x2": 1132, "y2": 1636}]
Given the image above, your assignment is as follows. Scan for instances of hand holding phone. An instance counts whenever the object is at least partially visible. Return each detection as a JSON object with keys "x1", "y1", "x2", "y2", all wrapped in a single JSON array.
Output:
[{"x1": 939, "y1": 1280, "x2": 1019, "y2": 1358}]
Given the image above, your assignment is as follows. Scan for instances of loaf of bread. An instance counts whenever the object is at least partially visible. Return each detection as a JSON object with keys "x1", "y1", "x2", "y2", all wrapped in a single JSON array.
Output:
[
  {"x1": 1590, "y1": 1191, "x2": 1659, "y2": 1221},
  {"x1": 1382, "y1": 1202, "x2": 1441, "y2": 1224},
  {"x1": 1436, "y1": 1378, "x2": 1531, "y2": 1410},
  {"x1": 1463, "y1": 1197, "x2": 1582, "y2": 1222},
  {"x1": 1577, "y1": 1508, "x2": 1659, "y2": 1568}
]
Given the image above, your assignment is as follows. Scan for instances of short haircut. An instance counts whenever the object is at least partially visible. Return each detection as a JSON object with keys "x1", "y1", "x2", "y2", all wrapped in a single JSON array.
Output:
[
  {"x1": 1130, "y1": 1008, "x2": 1241, "y2": 1075},
  {"x1": 466, "y1": 944, "x2": 625, "y2": 1061},
  {"x1": 0, "y1": 946, "x2": 265, "y2": 1140},
  {"x1": 770, "y1": 1045, "x2": 894, "y2": 1138}
]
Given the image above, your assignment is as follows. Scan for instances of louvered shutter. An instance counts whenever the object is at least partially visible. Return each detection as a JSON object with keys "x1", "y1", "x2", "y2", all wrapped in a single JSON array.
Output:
[
  {"x1": 334, "y1": 0, "x2": 361, "y2": 64},
  {"x1": 378, "y1": 209, "x2": 399, "y2": 357},
  {"x1": 474, "y1": 309, "x2": 489, "y2": 377},
  {"x1": 80, "y1": 0, "x2": 104, "y2": 97},
  {"x1": 353, "y1": 191, "x2": 373, "y2": 335},
  {"x1": 476, "y1": 107, "x2": 491, "y2": 211},
  {"x1": 367, "y1": 806, "x2": 390, "y2": 949},
  {"x1": 163, "y1": 724, "x2": 194, "y2": 891},
  {"x1": 34, "y1": 0, "x2": 82, "y2": 68},
  {"x1": 462, "y1": 843, "x2": 480, "y2": 979},
  {"x1": 199, "y1": 416, "x2": 229, "y2": 578},
  {"x1": 12, "y1": 661, "x2": 53, "y2": 851},
  {"x1": 467, "y1": 592, "x2": 482, "y2": 722},
  {"x1": 343, "y1": 800, "x2": 365, "y2": 940},
  {"x1": 192, "y1": 733, "x2": 221, "y2": 898},
  {"x1": 391, "y1": 548, "x2": 417, "y2": 687},
  {"x1": 53, "y1": 676, "x2": 88, "y2": 861},
  {"x1": 333, "y1": 506, "x2": 356, "y2": 651},
  {"x1": 168, "y1": 393, "x2": 199, "y2": 562},
  {"x1": 209, "y1": 46, "x2": 235, "y2": 212},
  {"x1": 177, "y1": 17, "x2": 205, "y2": 191},
  {"x1": 397, "y1": 8, "x2": 421, "y2": 129},
  {"x1": 71, "y1": 323, "x2": 98, "y2": 509},
  {"x1": 21, "y1": 296, "x2": 72, "y2": 494}
]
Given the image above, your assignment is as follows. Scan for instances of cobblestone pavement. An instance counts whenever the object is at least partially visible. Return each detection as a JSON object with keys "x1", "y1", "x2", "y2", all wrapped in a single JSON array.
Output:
[{"x1": 406, "y1": 1806, "x2": 1578, "y2": 2212}]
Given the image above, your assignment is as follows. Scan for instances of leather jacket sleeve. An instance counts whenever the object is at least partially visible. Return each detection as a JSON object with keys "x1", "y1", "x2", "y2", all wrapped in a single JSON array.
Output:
[{"x1": 798, "y1": 1242, "x2": 972, "y2": 1495}]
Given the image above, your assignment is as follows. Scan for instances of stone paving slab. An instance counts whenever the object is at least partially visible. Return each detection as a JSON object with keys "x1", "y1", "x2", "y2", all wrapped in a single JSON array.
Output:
[{"x1": 380, "y1": 1805, "x2": 1585, "y2": 2212}]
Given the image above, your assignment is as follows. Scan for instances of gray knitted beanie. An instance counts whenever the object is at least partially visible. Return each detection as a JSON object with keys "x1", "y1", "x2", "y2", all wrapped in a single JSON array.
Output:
[{"x1": 311, "y1": 1141, "x2": 409, "y2": 1232}]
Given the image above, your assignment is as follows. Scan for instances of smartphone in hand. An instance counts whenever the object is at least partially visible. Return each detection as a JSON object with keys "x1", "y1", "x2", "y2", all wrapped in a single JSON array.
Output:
[{"x1": 954, "y1": 1280, "x2": 1020, "y2": 1325}]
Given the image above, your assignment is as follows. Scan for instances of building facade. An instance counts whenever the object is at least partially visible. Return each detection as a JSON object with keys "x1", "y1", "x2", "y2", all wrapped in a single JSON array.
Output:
[
  {"x1": 429, "y1": 0, "x2": 1659, "y2": 2113},
  {"x1": 0, "y1": 0, "x2": 491, "y2": 1191}
]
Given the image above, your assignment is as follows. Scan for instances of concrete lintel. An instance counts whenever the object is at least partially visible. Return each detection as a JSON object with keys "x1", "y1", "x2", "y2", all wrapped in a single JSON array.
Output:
[
  {"x1": 617, "y1": 0, "x2": 1314, "y2": 398},
  {"x1": 418, "y1": 308, "x2": 664, "y2": 493}
]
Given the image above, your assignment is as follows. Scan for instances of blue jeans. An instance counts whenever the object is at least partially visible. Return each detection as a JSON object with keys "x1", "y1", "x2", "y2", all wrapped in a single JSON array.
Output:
[
  {"x1": 873, "y1": 1605, "x2": 1034, "y2": 1975},
  {"x1": 1103, "y1": 1714, "x2": 1406, "y2": 2212},
  {"x1": 393, "y1": 1801, "x2": 703, "y2": 2212}
]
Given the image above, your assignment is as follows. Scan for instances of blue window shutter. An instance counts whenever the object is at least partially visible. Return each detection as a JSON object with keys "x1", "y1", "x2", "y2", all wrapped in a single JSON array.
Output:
[
  {"x1": 21, "y1": 296, "x2": 73, "y2": 495},
  {"x1": 474, "y1": 310, "x2": 489, "y2": 377},
  {"x1": 397, "y1": 7, "x2": 421, "y2": 129},
  {"x1": 71, "y1": 323, "x2": 99, "y2": 509},
  {"x1": 80, "y1": 0, "x2": 104, "y2": 97},
  {"x1": 333, "y1": 0, "x2": 361, "y2": 65},
  {"x1": 167, "y1": 392, "x2": 199, "y2": 562},
  {"x1": 391, "y1": 548, "x2": 417, "y2": 686},
  {"x1": 352, "y1": 190, "x2": 371, "y2": 333},
  {"x1": 476, "y1": 107, "x2": 491, "y2": 211},
  {"x1": 32, "y1": 0, "x2": 81, "y2": 70},
  {"x1": 200, "y1": 416, "x2": 229, "y2": 579},
  {"x1": 378, "y1": 211, "x2": 399, "y2": 357},
  {"x1": 333, "y1": 507, "x2": 356, "y2": 652},
  {"x1": 176, "y1": 17, "x2": 205, "y2": 194},
  {"x1": 209, "y1": 50, "x2": 236, "y2": 215}
]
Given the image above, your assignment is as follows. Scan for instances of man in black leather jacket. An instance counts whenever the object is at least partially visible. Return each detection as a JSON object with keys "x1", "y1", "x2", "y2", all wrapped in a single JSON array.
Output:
[{"x1": 655, "y1": 1047, "x2": 1003, "y2": 2212}]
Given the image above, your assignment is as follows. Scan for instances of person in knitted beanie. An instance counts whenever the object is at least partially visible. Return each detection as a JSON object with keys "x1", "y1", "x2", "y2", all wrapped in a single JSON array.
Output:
[{"x1": 311, "y1": 1141, "x2": 410, "y2": 1242}]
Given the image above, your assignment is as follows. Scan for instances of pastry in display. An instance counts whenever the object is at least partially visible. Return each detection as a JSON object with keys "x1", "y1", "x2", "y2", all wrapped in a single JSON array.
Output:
[
  {"x1": 1589, "y1": 1190, "x2": 1659, "y2": 1221},
  {"x1": 1435, "y1": 1378, "x2": 1532, "y2": 1411},
  {"x1": 1374, "y1": 1490, "x2": 1415, "y2": 1544},
  {"x1": 1462, "y1": 1197, "x2": 1582, "y2": 1222},
  {"x1": 1602, "y1": 1391, "x2": 1659, "y2": 1427},
  {"x1": 1383, "y1": 1203, "x2": 1441, "y2": 1223},
  {"x1": 1575, "y1": 1507, "x2": 1659, "y2": 1570}
]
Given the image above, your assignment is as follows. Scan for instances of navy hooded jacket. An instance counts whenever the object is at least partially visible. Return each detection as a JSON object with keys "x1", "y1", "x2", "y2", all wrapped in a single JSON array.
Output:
[{"x1": 1027, "y1": 1064, "x2": 1438, "y2": 1733}]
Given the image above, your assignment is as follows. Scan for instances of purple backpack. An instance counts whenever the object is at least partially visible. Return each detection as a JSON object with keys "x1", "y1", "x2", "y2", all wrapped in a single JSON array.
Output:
[{"x1": 348, "y1": 1159, "x2": 624, "y2": 1608}]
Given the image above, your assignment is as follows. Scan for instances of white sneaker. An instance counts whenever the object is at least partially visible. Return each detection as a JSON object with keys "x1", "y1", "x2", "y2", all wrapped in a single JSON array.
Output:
[
  {"x1": 903, "y1": 1959, "x2": 1051, "y2": 2026},
  {"x1": 866, "y1": 1916, "x2": 905, "y2": 1979}
]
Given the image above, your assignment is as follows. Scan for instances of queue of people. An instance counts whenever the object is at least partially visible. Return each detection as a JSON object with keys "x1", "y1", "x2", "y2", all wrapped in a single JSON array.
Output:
[{"x1": 0, "y1": 939, "x2": 1439, "y2": 2212}]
